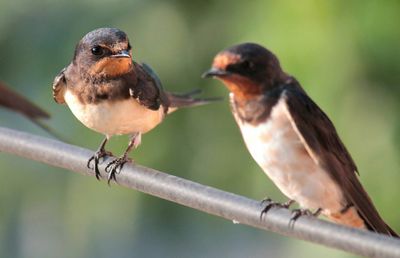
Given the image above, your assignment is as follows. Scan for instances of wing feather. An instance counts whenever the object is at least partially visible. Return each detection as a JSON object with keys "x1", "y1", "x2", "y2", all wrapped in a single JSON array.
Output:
[
  {"x1": 52, "y1": 67, "x2": 67, "y2": 104},
  {"x1": 129, "y1": 63, "x2": 169, "y2": 112},
  {"x1": 281, "y1": 85, "x2": 397, "y2": 236}
]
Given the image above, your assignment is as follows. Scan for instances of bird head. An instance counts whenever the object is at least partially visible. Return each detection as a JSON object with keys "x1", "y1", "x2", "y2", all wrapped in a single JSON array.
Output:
[
  {"x1": 73, "y1": 28, "x2": 133, "y2": 79},
  {"x1": 203, "y1": 43, "x2": 287, "y2": 100}
]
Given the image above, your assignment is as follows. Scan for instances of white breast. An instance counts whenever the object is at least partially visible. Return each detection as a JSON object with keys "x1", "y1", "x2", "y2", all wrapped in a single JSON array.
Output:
[
  {"x1": 64, "y1": 89, "x2": 165, "y2": 136},
  {"x1": 235, "y1": 95, "x2": 344, "y2": 214}
]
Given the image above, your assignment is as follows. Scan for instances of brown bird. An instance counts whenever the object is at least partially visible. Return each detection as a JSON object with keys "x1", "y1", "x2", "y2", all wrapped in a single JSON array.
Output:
[
  {"x1": 53, "y1": 28, "x2": 218, "y2": 183},
  {"x1": 0, "y1": 81, "x2": 50, "y2": 127},
  {"x1": 203, "y1": 43, "x2": 398, "y2": 237}
]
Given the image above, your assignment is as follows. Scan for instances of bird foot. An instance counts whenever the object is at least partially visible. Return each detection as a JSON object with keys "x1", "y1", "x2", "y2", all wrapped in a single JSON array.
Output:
[
  {"x1": 87, "y1": 150, "x2": 113, "y2": 180},
  {"x1": 289, "y1": 208, "x2": 322, "y2": 228},
  {"x1": 105, "y1": 155, "x2": 133, "y2": 184},
  {"x1": 260, "y1": 198, "x2": 295, "y2": 220}
]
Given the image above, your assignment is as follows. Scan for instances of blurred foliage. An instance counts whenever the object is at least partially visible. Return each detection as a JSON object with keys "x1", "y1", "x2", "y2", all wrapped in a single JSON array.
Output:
[{"x1": 0, "y1": 0, "x2": 399, "y2": 257}]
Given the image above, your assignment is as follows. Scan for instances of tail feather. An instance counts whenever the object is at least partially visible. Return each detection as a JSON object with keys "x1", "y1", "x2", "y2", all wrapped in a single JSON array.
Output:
[
  {"x1": 0, "y1": 81, "x2": 49, "y2": 119},
  {"x1": 385, "y1": 223, "x2": 400, "y2": 238},
  {"x1": 28, "y1": 118, "x2": 70, "y2": 143},
  {"x1": 166, "y1": 89, "x2": 222, "y2": 114},
  {"x1": 0, "y1": 81, "x2": 69, "y2": 142},
  {"x1": 360, "y1": 211, "x2": 399, "y2": 238}
]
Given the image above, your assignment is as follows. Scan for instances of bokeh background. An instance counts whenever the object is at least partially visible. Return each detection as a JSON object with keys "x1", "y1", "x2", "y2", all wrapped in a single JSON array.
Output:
[{"x1": 1, "y1": 1, "x2": 399, "y2": 257}]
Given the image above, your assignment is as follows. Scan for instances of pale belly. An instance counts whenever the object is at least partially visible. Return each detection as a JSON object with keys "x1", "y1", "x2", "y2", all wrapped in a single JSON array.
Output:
[
  {"x1": 64, "y1": 90, "x2": 165, "y2": 136},
  {"x1": 238, "y1": 99, "x2": 344, "y2": 214}
]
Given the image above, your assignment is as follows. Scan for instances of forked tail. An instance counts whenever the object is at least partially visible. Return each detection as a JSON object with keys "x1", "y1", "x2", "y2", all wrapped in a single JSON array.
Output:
[
  {"x1": 0, "y1": 81, "x2": 69, "y2": 142},
  {"x1": 166, "y1": 89, "x2": 222, "y2": 114}
]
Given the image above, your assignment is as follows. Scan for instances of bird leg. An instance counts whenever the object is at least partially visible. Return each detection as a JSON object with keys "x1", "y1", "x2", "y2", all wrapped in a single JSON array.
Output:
[
  {"x1": 289, "y1": 208, "x2": 322, "y2": 228},
  {"x1": 105, "y1": 133, "x2": 141, "y2": 184},
  {"x1": 87, "y1": 137, "x2": 112, "y2": 180},
  {"x1": 260, "y1": 198, "x2": 295, "y2": 220}
]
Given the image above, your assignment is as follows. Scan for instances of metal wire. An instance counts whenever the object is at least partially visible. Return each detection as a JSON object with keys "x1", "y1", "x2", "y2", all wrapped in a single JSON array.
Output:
[{"x1": 0, "y1": 126, "x2": 399, "y2": 257}]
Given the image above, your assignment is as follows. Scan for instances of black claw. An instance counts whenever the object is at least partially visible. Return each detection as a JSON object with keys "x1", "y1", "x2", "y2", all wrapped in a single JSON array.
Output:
[
  {"x1": 105, "y1": 156, "x2": 131, "y2": 184},
  {"x1": 87, "y1": 154, "x2": 101, "y2": 180},
  {"x1": 291, "y1": 209, "x2": 309, "y2": 221},
  {"x1": 94, "y1": 156, "x2": 102, "y2": 180},
  {"x1": 107, "y1": 170, "x2": 116, "y2": 185},
  {"x1": 87, "y1": 149, "x2": 112, "y2": 181},
  {"x1": 94, "y1": 165, "x2": 101, "y2": 180},
  {"x1": 289, "y1": 208, "x2": 322, "y2": 228},
  {"x1": 260, "y1": 199, "x2": 295, "y2": 220},
  {"x1": 87, "y1": 156, "x2": 94, "y2": 169},
  {"x1": 106, "y1": 161, "x2": 120, "y2": 185},
  {"x1": 103, "y1": 134, "x2": 138, "y2": 184},
  {"x1": 261, "y1": 197, "x2": 272, "y2": 205}
]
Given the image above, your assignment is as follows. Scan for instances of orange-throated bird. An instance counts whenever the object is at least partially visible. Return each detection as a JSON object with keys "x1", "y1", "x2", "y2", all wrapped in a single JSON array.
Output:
[
  {"x1": 203, "y1": 43, "x2": 398, "y2": 237},
  {"x1": 0, "y1": 81, "x2": 50, "y2": 128},
  {"x1": 53, "y1": 28, "x2": 218, "y2": 183}
]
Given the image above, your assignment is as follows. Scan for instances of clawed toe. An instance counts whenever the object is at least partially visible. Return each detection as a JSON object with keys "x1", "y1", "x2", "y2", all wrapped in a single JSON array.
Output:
[
  {"x1": 289, "y1": 208, "x2": 322, "y2": 228},
  {"x1": 103, "y1": 133, "x2": 140, "y2": 184},
  {"x1": 87, "y1": 150, "x2": 113, "y2": 180},
  {"x1": 260, "y1": 199, "x2": 295, "y2": 220},
  {"x1": 290, "y1": 209, "x2": 312, "y2": 221},
  {"x1": 105, "y1": 156, "x2": 133, "y2": 184},
  {"x1": 87, "y1": 137, "x2": 112, "y2": 180}
]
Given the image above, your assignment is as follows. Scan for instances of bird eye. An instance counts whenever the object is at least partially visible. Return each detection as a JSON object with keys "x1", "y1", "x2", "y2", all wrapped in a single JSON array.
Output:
[
  {"x1": 240, "y1": 60, "x2": 253, "y2": 70},
  {"x1": 127, "y1": 43, "x2": 132, "y2": 50},
  {"x1": 91, "y1": 46, "x2": 104, "y2": 56}
]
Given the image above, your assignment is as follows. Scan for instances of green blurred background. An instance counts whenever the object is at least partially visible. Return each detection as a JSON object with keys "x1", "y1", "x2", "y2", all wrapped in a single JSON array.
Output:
[{"x1": 0, "y1": 1, "x2": 399, "y2": 257}]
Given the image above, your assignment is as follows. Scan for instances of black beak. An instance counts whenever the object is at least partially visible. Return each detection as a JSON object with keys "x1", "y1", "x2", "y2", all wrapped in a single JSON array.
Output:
[
  {"x1": 112, "y1": 49, "x2": 131, "y2": 58},
  {"x1": 202, "y1": 68, "x2": 230, "y2": 78}
]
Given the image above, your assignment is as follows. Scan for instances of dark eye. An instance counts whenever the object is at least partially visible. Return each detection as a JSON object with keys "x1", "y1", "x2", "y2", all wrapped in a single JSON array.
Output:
[
  {"x1": 127, "y1": 43, "x2": 132, "y2": 50},
  {"x1": 91, "y1": 46, "x2": 104, "y2": 56},
  {"x1": 240, "y1": 60, "x2": 253, "y2": 70},
  {"x1": 226, "y1": 60, "x2": 255, "y2": 74}
]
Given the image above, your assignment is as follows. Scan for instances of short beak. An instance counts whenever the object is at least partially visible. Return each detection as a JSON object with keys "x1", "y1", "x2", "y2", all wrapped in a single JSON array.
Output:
[
  {"x1": 202, "y1": 68, "x2": 230, "y2": 78},
  {"x1": 112, "y1": 49, "x2": 131, "y2": 58}
]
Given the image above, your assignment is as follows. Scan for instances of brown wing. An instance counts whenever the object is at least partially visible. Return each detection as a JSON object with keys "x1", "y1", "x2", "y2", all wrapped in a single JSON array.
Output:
[
  {"x1": 132, "y1": 63, "x2": 220, "y2": 114},
  {"x1": 128, "y1": 63, "x2": 169, "y2": 112},
  {"x1": 0, "y1": 81, "x2": 49, "y2": 119},
  {"x1": 282, "y1": 85, "x2": 398, "y2": 237},
  {"x1": 52, "y1": 67, "x2": 67, "y2": 104}
]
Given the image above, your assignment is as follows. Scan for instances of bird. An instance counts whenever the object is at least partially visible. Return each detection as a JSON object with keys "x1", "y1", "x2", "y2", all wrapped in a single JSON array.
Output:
[
  {"x1": 52, "y1": 28, "x2": 218, "y2": 183},
  {"x1": 203, "y1": 43, "x2": 398, "y2": 237},
  {"x1": 0, "y1": 81, "x2": 50, "y2": 129}
]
